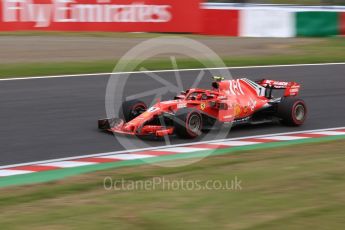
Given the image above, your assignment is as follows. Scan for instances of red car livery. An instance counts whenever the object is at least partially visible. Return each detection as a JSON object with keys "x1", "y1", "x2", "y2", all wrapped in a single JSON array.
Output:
[{"x1": 98, "y1": 77, "x2": 307, "y2": 139}]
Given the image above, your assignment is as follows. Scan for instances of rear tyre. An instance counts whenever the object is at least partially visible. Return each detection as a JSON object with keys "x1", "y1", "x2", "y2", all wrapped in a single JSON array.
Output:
[
  {"x1": 121, "y1": 99, "x2": 147, "y2": 122},
  {"x1": 174, "y1": 108, "x2": 203, "y2": 139},
  {"x1": 277, "y1": 97, "x2": 307, "y2": 126}
]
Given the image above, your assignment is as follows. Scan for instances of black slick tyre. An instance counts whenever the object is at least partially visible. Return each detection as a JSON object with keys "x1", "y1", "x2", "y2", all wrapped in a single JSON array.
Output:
[
  {"x1": 277, "y1": 97, "x2": 307, "y2": 126},
  {"x1": 121, "y1": 100, "x2": 147, "y2": 122},
  {"x1": 174, "y1": 108, "x2": 203, "y2": 139}
]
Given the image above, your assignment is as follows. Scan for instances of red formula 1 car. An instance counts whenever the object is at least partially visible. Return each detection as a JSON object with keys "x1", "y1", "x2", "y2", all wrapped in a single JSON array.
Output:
[{"x1": 98, "y1": 77, "x2": 307, "y2": 139}]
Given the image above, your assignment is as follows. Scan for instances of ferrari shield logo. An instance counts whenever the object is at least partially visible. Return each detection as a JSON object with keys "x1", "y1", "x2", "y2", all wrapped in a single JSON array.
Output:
[{"x1": 200, "y1": 103, "x2": 206, "y2": 110}]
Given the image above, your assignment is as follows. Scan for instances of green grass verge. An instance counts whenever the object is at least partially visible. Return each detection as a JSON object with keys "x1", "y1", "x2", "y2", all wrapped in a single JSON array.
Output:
[
  {"x1": 0, "y1": 138, "x2": 345, "y2": 229},
  {"x1": 1, "y1": 37, "x2": 345, "y2": 78}
]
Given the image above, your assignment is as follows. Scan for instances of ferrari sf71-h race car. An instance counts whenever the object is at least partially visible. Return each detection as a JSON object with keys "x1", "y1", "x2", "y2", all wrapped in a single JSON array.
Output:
[{"x1": 98, "y1": 76, "x2": 307, "y2": 139}]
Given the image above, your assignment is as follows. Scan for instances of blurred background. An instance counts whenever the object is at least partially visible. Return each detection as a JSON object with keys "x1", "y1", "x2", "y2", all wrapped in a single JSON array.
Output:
[
  {"x1": 0, "y1": 1, "x2": 345, "y2": 229},
  {"x1": 0, "y1": 0, "x2": 344, "y2": 77}
]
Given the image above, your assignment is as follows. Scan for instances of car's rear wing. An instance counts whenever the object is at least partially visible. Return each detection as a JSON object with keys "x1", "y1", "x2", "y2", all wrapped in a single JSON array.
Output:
[{"x1": 256, "y1": 79, "x2": 301, "y2": 97}]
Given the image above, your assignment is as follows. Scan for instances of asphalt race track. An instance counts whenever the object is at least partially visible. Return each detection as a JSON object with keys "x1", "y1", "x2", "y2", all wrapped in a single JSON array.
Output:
[{"x1": 1, "y1": 64, "x2": 345, "y2": 166}]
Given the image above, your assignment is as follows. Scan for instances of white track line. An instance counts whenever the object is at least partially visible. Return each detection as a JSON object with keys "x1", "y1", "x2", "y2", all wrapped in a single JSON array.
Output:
[
  {"x1": 1, "y1": 126, "x2": 344, "y2": 170},
  {"x1": 158, "y1": 147, "x2": 209, "y2": 153},
  {"x1": 308, "y1": 131, "x2": 345, "y2": 136},
  {"x1": 1, "y1": 62, "x2": 344, "y2": 81},
  {"x1": 99, "y1": 154, "x2": 154, "y2": 160},
  {"x1": 38, "y1": 161, "x2": 97, "y2": 168},
  {"x1": 212, "y1": 140, "x2": 259, "y2": 146},
  {"x1": 259, "y1": 136, "x2": 308, "y2": 141},
  {"x1": 0, "y1": 170, "x2": 33, "y2": 177}
]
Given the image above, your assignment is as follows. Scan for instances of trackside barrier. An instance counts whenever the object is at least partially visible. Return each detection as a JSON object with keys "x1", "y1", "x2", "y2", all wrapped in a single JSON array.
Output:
[
  {"x1": 0, "y1": 1, "x2": 344, "y2": 37},
  {"x1": 201, "y1": 9, "x2": 239, "y2": 36},
  {"x1": 341, "y1": 12, "x2": 345, "y2": 35},
  {"x1": 239, "y1": 9, "x2": 295, "y2": 37},
  {"x1": 203, "y1": 3, "x2": 345, "y2": 37},
  {"x1": 296, "y1": 11, "x2": 340, "y2": 37}
]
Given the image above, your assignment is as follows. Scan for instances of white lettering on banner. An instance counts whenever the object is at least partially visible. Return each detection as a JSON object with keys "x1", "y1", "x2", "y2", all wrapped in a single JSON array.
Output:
[
  {"x1": 4, "y1": 0, "x2": 54, "y2": 26},
  {"x1": 2, "y1": 0, "x2": 172, "y2": 27},
  {"x1": 54, "y1": 0, "x2": 76, "y2": 22}
]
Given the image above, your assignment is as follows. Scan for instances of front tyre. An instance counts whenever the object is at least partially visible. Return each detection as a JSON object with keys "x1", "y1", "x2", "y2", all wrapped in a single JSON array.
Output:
[
  {"x1": 174, "y1": 108, "x2": 203, "y2": 139},
  {"x1": 121, "y1": 99, "x2": 147, "y2": 122},
  {"x1": 277, "y1": 97, "x2": 307, "y2": 126}
]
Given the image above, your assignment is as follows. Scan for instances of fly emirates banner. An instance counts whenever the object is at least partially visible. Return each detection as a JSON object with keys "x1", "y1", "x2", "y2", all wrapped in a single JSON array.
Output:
[{"x1": 0, "y1": 0, "x2": 201, "y2": 32}]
